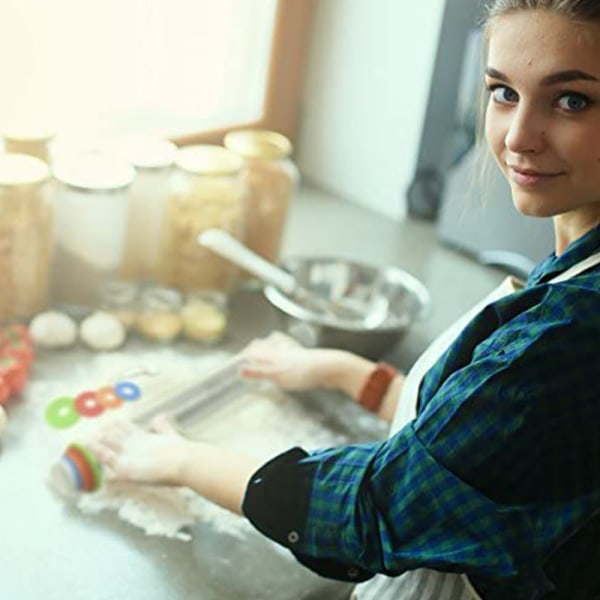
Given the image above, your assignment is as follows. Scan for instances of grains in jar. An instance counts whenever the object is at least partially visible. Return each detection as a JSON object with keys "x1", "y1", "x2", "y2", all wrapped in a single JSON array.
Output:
[
  {"x1": 181, "y1": 290, "x2": 228, "y2": 344},
  {"x1": 160, "y1": 145, "x2": 245, "y2": 293},
  {"x1": 136, "y1": 285, "x2": 183, "y2": 343},
  {"x1": 0, "y1": 153, "x2": 53, "y2": 322},
  {"x1": 223, "y1": 130, "x2": 298, "y2": 274}
]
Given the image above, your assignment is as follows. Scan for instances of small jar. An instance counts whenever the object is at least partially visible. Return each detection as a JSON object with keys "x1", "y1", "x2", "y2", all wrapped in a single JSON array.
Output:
[
  {"x1": 160, "y1": 145, "x2": 245, "y2": 293},
  {"x1": 0, "y1": 153, "x2": 53, "y2": 322},
  {"x1": 50, "y1": 152, "x2": 135, "y2": 310},
  {"x1": 100, "y1": 280, "x2": 139, "y2": 330},
  {"x1": 136, "y1": 285, "x2": 183, "y2": 343},
  {"x1": 224, "y1": 129, "x2": 298, "y2": 275},
  {"x1": 114, "y1": 137, "x2": 177, "y2": 282},
  {"x1": 181, "y1": 290, "x2": 228, "y2": 344}
]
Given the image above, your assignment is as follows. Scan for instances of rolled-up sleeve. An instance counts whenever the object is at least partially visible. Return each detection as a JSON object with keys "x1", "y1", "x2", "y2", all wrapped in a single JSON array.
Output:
[{"x1": 242, "y1": 304, "x2": 600, "y2": 599}]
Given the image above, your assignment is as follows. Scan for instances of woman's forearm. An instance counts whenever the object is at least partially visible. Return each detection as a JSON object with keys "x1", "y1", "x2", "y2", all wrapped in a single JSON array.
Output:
[
  {"x1": 176, "y1": 440, "x2": 264, "y2": 515},
  {"x1": 317, "y1": 350, "x2": 405, "y2": 423}
]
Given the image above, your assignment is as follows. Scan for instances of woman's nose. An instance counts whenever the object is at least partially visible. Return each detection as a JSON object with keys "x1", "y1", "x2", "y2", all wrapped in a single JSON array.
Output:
[{"x1": 504, "y1": 106, "x2": 547, "y2": 154}]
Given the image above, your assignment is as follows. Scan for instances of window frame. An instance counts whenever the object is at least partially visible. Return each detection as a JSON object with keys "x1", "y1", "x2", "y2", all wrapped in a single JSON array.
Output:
[{"x1": 171, "y1": 0, "x2": 316, "y2": 148}]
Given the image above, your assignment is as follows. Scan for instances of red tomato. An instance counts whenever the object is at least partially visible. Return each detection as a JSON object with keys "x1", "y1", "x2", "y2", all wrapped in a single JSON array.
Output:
[
  {"x1": 4, "y1": 323, "x2": 33, "y2": 348},
  {"x1": 0, "y1": 376, "x2": 10, "y2": 405},
  {"x1": 1, "y1": 339, "x2": 34, "y2": 371},
  {"x1": 0, "y1": 356, "x2": 28, "y2": 395}
]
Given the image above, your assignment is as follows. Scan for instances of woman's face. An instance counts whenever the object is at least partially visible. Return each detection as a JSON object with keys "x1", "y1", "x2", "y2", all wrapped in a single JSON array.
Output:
[{"x1": 485, "y1": 10, "x2": 600, "y2": 238}]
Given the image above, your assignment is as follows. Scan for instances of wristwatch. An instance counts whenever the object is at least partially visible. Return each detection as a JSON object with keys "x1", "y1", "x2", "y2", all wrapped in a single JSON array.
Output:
[{"x1": 358, "y1": 362, "x2": 398, "y2": 413}]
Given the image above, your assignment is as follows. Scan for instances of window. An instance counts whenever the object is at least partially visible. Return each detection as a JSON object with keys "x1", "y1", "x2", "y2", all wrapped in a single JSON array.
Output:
[{"x1": 0, "y1": 0, "x2": 315, "y2": 146}]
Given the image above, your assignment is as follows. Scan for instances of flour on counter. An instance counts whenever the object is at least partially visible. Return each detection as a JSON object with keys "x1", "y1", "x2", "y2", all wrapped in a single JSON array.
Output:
[{"x1": 66, "y1": 383, "x2": 350, "y2": 542}]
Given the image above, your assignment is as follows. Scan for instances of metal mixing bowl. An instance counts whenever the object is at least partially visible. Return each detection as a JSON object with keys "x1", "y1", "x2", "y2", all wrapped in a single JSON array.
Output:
[{"x1": 264, "y1": 257, "x2": 431, "y2": 359}]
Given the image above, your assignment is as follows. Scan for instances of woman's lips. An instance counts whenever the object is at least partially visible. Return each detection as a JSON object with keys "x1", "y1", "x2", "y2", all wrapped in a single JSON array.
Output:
[{"x1": 508, "y1": 166, "x2": 564, "y2": 186}]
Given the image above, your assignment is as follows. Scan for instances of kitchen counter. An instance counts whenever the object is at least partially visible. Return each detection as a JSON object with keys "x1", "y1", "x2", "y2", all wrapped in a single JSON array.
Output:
[{"x1": 0, "y1": 186, "x2": 506, "y2": 600}]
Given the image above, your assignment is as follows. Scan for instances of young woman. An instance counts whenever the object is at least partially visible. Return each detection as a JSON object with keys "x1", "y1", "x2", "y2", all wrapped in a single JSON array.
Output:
[{"x1": 89, "y1": 1, "x2": 600, "y2": 598}]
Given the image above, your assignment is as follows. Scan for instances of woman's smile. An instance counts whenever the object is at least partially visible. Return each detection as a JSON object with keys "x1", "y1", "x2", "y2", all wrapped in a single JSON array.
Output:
[{"x1": 507, "y1": 165, "x2": 565, "y2": 187}]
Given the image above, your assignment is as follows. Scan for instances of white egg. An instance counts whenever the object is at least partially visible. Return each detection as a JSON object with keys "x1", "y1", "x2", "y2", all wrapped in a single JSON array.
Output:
[
  {"x1": 29, "y1": 311, "x2": 78, "y2": 349},
  {"x1": 79, "y1": 311, "x2": 126, "y2": 351},
  {"x1": 0, "y1": 405, "x2": 7, "y2": 437}
]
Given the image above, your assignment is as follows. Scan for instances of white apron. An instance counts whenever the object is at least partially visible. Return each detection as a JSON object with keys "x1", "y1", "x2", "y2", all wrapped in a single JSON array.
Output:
[{"x1": 352, "y1": 250, "x2": 600, "y2": 600}]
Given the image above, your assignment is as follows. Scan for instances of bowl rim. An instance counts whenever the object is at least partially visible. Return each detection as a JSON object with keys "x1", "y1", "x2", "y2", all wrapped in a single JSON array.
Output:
[{"x1": 263, "y1": 256, "x2": 431, "y2": 332}]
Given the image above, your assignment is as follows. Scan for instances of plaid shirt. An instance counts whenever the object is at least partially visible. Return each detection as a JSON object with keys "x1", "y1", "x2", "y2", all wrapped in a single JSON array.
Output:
[{"x1": 243, "y1": 224, "x2": 600, "y2": 600}]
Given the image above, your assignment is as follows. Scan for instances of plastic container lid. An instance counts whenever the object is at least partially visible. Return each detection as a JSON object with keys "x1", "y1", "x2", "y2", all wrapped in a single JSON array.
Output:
[
  {"x1": 52, "y1": 151, "x2": 135, "y2": 190},
  {"x1": 110, "y1": 136, "x2": 178, "y2": 169},
  {"x1": 224, "y1": 129, "x2": 292, "y2": 160},
  {"x1": 0, "y1": 152, "x2": 50, "y2": 186},
  {"x1": 175, "y1": 144, "x2": 243, "y2": 176},
  {"x1": 2, "y1": 122, "x2": 56, "y2": 142}
]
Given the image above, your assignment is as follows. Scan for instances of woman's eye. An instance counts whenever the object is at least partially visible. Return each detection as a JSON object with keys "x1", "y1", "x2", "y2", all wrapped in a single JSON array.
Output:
[
  {"x1": 557, "y1": 93, "x2": 590, "y2": 112},
  {"x1": 489, "y1": 85, "x2": 519, "y2": 104}
]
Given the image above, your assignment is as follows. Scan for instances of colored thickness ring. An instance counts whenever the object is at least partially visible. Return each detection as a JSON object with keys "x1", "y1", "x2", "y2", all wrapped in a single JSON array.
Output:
[
  {"x1": 64, "y1": 446, "x2": 96, "y2": 492},
  {"x1": 45, "y1": 396, "x2": 80, "y2": 429},
  {"x1": 65, "y1": 443, "x2": 103, "y2": 492},
  {"x1": 114, "y1": 381, "x2": 141, "y2": 401},
  {"x1": 96, "y1": 386, "x2": 123, "y2": 409},
  {"x1": 74, "y1": 391, "x2": 105, "y2": 418},
  {"x1": 72, "y1": 443, "x2": 103, "y2": 491}
]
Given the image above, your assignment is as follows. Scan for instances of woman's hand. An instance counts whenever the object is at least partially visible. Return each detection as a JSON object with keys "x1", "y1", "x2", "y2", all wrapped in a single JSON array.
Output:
[
  {"x1": 87, "y1": 415, "x2": 263, "y2": 515},
  {"x1": 86, "y1": 415, "x2": 190, "y2": 486},
  {"x1": 240, "y1": 331, "x2": 335, "y2": 391},
  {"x1": 241, "y1": 331, "x2": 404, "y2": 423}
]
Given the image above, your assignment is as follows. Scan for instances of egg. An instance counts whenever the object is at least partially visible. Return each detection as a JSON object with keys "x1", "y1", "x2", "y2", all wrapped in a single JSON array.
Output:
[
  {"x1": 29, "y1": 311, "x2": 78, "y2": 349},
  {"x1": 79, "y1": 311, "x2": 126, "y2": 351}
]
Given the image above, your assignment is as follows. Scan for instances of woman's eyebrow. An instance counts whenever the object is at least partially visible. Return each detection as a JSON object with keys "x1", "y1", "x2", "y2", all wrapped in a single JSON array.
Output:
[
  {"x1": 541, "y1": 69, "x2": 599, "y2": 85},
  {"x1": 485, "y1": 67, "x2": 509, "y2": 82},
  {"x1": 485, "y1": 67, "x2": 599, "y2": 85}
]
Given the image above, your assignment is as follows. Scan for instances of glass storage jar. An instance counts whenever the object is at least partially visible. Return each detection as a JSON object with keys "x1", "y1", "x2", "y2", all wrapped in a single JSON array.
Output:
[
  {"x1": 114, "y1": 137, "x2": 177, "y2": 282},
  {"x1": 223, "y1": 129, "x2": 298, "y2": 275},
  {"x1": 181, "y1": 289, "x2": 228, "y2": 344},
  {"x1": 136, "y1": 285, "x2": 183, "y2": 343},
  {"x1": 160, "y1": 145, "x2": 245, "y2": 293},
  {"x1": 0, "y1": 153, "x2": 53, "y2": 322},
  {"x1": 50, "y1": 152, "x2": 135, "y2": 310},
  {"x1": 100, "y1": 280, "x2": 139, "y2": 330}
]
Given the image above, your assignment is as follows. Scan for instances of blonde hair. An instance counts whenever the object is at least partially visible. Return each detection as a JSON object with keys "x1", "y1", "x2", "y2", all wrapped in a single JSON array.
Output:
[{"x1": 484, "y1": 0, "x2": 600, "y2": 23}]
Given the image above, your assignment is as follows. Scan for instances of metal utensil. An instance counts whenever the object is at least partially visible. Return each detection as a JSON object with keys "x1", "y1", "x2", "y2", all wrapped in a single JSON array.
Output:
[{"x1": 198, "y1": 229, "x2": 383, "y2": 326}]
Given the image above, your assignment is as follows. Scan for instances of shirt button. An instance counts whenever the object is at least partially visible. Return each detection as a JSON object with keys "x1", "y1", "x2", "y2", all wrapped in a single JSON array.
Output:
[
  {"x1": 347, "y1": 567, "x2": 359, "y2": 578},
  {"x1": 287, "y1": 531, "x2": 300, "y2": 544}
]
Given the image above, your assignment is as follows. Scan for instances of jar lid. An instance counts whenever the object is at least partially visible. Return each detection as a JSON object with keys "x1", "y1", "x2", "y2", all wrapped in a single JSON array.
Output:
[
  {"x1": 2, "y1": 122, "x2": 56, "y2": 142},
  {"x1": 175, "y1": 145, "x2": 242, "y2": 176},
  {"x1": 141, "y1": 285, "x2": 183, "y2": 310},
  {"x1": 111, "y1": 136, "x2": 177, "y2": 169},
  {"x1": 0, "y1": 153, "x2": 50, "y2": 186},
  {"x1": 52, "y1": 152, "x2": 136, "y2": 190},
  {"x1": 223, "y1": 129, "x2": 292, "y2": 160}
]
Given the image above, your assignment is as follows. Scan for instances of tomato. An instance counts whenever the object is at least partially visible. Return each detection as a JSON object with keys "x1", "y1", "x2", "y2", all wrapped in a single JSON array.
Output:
[
  {"x1": 2, "y1": 323, "x2": 33, "y2": 348},
  {"x1": 1, "y1": 339, "x2": 34, "y2": 370},
  {"x1": 0, "y1": 376, "x2": 10, "y2": 405},
  {"x1": 0, "y1": 356, "x2": 28, "y2": 395}
]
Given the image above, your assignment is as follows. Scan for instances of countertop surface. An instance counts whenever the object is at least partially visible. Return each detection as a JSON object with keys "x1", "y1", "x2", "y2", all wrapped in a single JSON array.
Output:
[{"x1": 0, "y1": 187, "x2": 506, "y2": 600}]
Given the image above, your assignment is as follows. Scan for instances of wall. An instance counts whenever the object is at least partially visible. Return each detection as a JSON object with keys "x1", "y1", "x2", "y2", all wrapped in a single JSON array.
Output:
[{"x1": 295, "y1": 0, "x2": 446, "y2": 220}]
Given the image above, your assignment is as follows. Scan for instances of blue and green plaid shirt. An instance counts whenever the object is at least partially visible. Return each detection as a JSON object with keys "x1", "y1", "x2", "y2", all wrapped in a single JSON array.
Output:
[{"x1": 243, "y1": 224, "x2": 600, "y2": 600}]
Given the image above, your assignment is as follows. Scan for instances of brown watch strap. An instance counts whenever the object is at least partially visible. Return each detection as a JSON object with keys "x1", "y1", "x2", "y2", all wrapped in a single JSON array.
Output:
[{"x1": 358, "y1": 362, "x2": 398, "y2": 413}]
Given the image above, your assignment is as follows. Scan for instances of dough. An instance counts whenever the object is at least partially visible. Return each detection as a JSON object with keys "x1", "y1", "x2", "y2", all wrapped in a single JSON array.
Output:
[{"x1": 29, "y1": 311, "x2": 78, "y2": 349}]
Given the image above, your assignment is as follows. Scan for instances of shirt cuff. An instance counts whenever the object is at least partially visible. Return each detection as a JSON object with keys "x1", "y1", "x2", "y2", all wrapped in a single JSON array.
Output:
[{"x1": 242, "y1": 446, "x2": 373, "y2": 583}]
